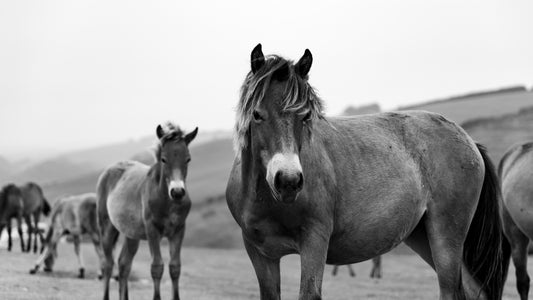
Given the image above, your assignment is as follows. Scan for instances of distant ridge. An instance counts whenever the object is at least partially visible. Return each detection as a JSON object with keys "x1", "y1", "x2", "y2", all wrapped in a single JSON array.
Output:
[{"x1": 400, "y1": 85, "x2": 528, "y2": 110}]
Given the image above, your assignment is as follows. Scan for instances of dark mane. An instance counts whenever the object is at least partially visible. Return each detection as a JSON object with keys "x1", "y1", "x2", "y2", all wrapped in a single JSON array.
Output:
[
  {"x1": 155, "y1": 122, "x2": 185, "y2": 161},
  {"x1": 234, "y1": 55, "x2": 325, "y2": 152}
]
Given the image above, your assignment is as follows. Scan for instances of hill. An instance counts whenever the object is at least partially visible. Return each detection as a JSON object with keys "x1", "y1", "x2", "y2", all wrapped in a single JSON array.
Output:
[
  {"x1": 400, "y1": 87, "x2": 533, "y2": 124},
  {"x1": 463, "y1": 106, "x2": 533, "y2": 163}
]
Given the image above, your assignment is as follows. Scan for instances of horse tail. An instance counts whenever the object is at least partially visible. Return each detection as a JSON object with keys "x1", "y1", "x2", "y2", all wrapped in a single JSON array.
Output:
[
  {"x1": 42, "y1": 197, "x2": 51, "y2": 216},
  {"x1": 462, "y1": 143, "x2": 511, "y2": 299}
]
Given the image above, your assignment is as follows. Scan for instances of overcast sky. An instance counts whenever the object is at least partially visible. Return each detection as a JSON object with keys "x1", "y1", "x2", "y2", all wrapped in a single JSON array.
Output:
[{"x1": 1, "y1": 0, "x2": 532, "y2": 160}]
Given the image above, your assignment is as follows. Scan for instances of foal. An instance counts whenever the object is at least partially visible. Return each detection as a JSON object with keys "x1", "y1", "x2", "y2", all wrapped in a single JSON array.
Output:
[{"x1": 97, "y1": 123, "x2": 197, "y2": 300}]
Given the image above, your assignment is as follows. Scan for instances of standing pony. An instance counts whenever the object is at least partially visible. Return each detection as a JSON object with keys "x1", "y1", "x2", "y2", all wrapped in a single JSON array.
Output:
[
  {"x1": 226, "y1": 44, "x2": 510, "y2": 300},
  {"x1": 499, "y1": 142, "x2": 533, "y2": 300},
  {"x1": 0, "y1": 184, "x2": 25, "y2": 251},
  {"x1": 29, "y1": 193, "x2": 103, "y2": 279},
  {"x1": 20, "y1": 182, "x2": 51, "y2": 253},
  {"x1": 97, "y1": 122, "x2": 197, "y2": 300},
  {"x1": 332, "y1": 256, "x2": 382, "y2": 278}
]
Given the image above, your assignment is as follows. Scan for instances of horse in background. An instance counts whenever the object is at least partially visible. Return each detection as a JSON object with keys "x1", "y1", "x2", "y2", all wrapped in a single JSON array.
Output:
[
  {"x1": 20, "y1": 182, "x2": 51, "y2": 253},
  {"x1": 29, "y1": 193, "x2": 103, "y2": 279},
  {"x1": 332, "y1": 256, "x2": 382, "y2": 279},
  {"x1": 226, "y1": 44, "x2": 510, "y2": 300},
  {"x1": 499, "y1": 142, "x2": 533, "y2": 300},
  {"x1": 97, "y1": 122, "x2": 197, "y2": 300},
  {"x1": 0, "y1": 184, "x2": 25, "y2": 251}
]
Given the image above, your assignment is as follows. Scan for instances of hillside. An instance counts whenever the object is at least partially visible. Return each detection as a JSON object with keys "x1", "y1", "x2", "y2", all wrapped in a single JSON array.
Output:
[
  {"x1": 400, "y1": 88, "x2": 533, "y2": 124},
  {"x1": 463, "y1": 107, "x2": 533, "y2": 163}
]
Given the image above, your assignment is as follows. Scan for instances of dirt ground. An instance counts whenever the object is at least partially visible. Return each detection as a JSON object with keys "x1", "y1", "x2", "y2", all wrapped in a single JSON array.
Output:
[{"x1": 0, "y1": 242, "x2": 527, "y2": 299}]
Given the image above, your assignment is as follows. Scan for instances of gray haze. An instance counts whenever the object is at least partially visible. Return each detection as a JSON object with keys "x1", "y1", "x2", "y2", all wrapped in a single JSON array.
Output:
[{"x1": 1, "y1": 0, "x2": 532, "y2": 160}]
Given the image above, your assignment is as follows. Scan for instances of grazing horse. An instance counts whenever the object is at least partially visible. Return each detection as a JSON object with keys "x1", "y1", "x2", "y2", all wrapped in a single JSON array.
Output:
[
  {"x1": 499, "y1": 142, "x2": 533, "y2": 300},
  {"x1": 332, "y1": 256, "x2": 382, "y2": 278},
  {"x1": 0, "y1": 184, "x2": 25, "y2": 251},
  {"x1": 225, "y1": 44, "x2": 510, "y2": 300},
  {"x1": 97, "y1": 122, "x2": 197, "y2": 300},
  {"x1": 20, "y1": 182, "x2": 51, "y2": 253},
  {"x1": 29, "y1": 193, "x2": 103, "y2": 279}
]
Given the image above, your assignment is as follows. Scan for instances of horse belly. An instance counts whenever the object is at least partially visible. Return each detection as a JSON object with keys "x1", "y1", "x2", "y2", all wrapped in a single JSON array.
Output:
[
  {"x1": 107, "y1": 191, "x2": 146, "y2": 240},
  {"x1": 327, "y1": 195, "x2": 425, "y2": 264}
]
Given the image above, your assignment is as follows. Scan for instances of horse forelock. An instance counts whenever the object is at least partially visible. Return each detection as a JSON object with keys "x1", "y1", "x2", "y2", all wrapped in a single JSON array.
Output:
[
  {"x1": 234, "y1": 55, "x2": 324, "y2": 154},
  {"x1": 155, "y1": 123, "x2": 186, "y2": 160}
]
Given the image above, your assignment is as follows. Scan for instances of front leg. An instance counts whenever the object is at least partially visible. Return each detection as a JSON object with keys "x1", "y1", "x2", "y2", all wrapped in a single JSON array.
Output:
[
  {"x1": 146, "y1": 223, "x2": 164, "y2": 300},
  {"x1": 168, "y1": 227, "x2": 185, "y2": 300},
  {"x1": 243, "y1": 234, "x2": 281, "y2": 300},
  {"x1": 298, "y1": 227, "x2": 330, "y2": 300}
]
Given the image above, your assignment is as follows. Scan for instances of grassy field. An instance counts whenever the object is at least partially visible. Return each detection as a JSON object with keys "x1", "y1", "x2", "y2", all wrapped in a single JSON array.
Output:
[{"x1": 0, "y1": 242, "x2": 527, "y2": 300}]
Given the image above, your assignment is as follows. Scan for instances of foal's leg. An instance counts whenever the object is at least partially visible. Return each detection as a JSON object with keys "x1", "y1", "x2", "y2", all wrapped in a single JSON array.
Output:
[
  {"x1": 33, "y1": 212, "x2": 41, "y2": 253},
  {"x1": 168, "y1": 228, "x2": 185, "y2": 300},
  {"x1": 30, "y1": 228, "x2": 62, "y2": 274},
  {"x1": 370, "y1": 256, "x2": 382, "y2": 278},
  {"x1": 243, "y1": 237, "x2": 281, "y2": 300},
  {"x1": 502, "y1": 206, "x2": 530, "y2": 300},
  {"x1": 100, "y1": 223, "x2": 119, "y2": 300},
  {"x1": 347, "y1": 264, "x2": 356, "y2": 277},
  {"x1": 72, "y1": 235, "x2": 85, "y2": 278},
  {"x1": 146, "y1": 223, "x2": 164, "y2": 300},
  {"x1": 118, "y1": 238, "x2": 140, "y2": 300},
  {"x1": 91, "y1": 233, "x2": 105, "y2": 279}
]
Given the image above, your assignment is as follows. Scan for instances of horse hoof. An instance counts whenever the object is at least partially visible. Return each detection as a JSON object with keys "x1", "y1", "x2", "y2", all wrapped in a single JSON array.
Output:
[
  {"x1": 44, "y1": 267, "x2": 52, "y2": 273},
  {"x1": 29, "y1": 269, "x2": 37, "y2": 274},
  {"x1": 97, "y1": 274, "x2": 103, "y2": 280},
  {"x1": 78, "y1": 268, "x2": 85, "y2": 279}
]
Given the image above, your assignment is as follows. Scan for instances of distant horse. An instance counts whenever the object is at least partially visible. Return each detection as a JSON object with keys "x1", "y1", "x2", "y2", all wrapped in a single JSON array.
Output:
[
  {"x1": 29, "y1": 193, "x2": 103, "y2": 279},
  {"x1": 20, "y1": 182, "x2": 51, "y2": 253},
  {"x1": 226, "y1": 44, "x2": 510, "y2": 300},
  {"x1": 499, "y1": 142, "x2": 533, "y2": 300},
  {"x1": 97, "y1": 122, "x2": 197, "y2": 300},
  {"x1": 0, "y1": 184, "x2": 25, "y2": 251},
  {"x1": 332, "y1": 256, "x2": 382, "y2": 278}
]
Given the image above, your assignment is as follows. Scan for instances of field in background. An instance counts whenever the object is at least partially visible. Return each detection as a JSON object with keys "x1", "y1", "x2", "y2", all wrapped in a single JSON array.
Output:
[{"x1": 0, "y1": 243, "x2": 526, "y2": 300}]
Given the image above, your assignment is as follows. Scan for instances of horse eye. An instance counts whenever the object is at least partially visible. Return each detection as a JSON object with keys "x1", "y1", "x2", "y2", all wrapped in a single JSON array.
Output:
[
  {"x1": 253, "y1": 110, "x2": 263, "y2": 122},
  {"x1": 161, "y1": 157, "x2": 167, "y2": 163},
  {"x1": 186, "y1": 158, "x2": 191, "y2": 163},
  {"x1": 303, "y1": 111, "x2": 312, "y2": 123}
]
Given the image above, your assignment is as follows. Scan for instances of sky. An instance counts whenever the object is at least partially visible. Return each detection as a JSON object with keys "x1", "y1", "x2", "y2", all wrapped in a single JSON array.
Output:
[{"x1": 1, "y1": 0, "x2": 532, "y2": 160}]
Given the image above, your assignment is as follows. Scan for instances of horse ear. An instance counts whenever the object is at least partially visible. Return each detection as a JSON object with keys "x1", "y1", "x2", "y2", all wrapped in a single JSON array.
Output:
[
  {"x1": 156, "y1": 125, "x2": 165, "y2": 139},
  {"x1": 295, "y1": 49, "x2": 313, "y2": 78},
  {"x1": 185, "y1": 127, "x2": 198, "y2": 144},
  {"x1": 251, "y1": 43, "x2": 265, "y2": 74}
]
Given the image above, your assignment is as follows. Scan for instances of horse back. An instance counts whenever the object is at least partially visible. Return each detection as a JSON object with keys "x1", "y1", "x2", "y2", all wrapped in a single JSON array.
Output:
[{"x1": 96, "y1": 161, "x2": 148, "y2": 240}]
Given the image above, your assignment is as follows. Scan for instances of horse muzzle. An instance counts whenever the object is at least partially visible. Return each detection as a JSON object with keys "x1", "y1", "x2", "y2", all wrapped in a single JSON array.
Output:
[{"x1": 274, "y1": 170, "x2": 303, "y2": 203}]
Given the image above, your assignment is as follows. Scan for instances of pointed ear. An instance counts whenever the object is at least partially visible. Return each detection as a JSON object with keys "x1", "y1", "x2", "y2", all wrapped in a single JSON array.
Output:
[
  {"x1": 156, "y1": 125, "x2": 165, "y2": 139},
  {"x1": 184, "y1": 127, "x2": 198, "y2": 144},
  {"x1": 295, "y1": 49, "x2": 313, "y2": 78},
  {"x1": 251, "y1": 43, "x2": 265, "y2": 74}
]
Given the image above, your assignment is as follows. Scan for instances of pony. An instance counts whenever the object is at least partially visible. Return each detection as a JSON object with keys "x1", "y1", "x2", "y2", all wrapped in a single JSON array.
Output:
[
  {"x1": 29, "y1": 193, "x2": 103, "y2": 279},
  {"x1": 97, "y1": 122, "x2": 198, "y2": 300},
  {"x1": 225, "y1": 44, "x2": 510, "y2": 300},
  {"x1": 20, "y1": 182, "x2": 51, "y2": 253},
  {"x1": 498, "y1": 142, "x2": 533, "y2": 300},
  {"x1": 0, "y1": 184, "x2": 25, "y2": 251},
  {"x1": 332, "y1": 256, "x2": 382, "y2": 279}
]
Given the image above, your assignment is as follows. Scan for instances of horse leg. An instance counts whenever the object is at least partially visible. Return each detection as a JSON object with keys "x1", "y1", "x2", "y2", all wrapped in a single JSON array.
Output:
[
  {"x1": 146, "y1": 223, "x2": 164, "y2": 300},
  {"x1": 24, "y1": 215, "x2": 32, "y2": 253},
  {"x1": 71, "y1": 235, "x2": 86, "y2": 278},
  {"x1": 502, "y1": 206, "x2": 530, "y2": 300},
  {"x1": 17, "y1": 216, "x2": 25, "y2": 252},
  {"x1": 118, "y1": 238, "x2": 140, "y2": 300},
  {"x1": 298, "y1": 231, "x2": 329, "y2": 300},
  {"x1": 243, "y1": 236, "x2": 281, "y2": 300},
  {"x1": 370, "y1": 256, "x2": 382, "y2": 278},
  {"x1": 168, "y1": 229, "x2": 185, "y2": 300},
  {"x1": 33, "y1": 212, "x2": 40, "y2": 253},
  {"x1": 331, "y1": 265, "x2": 338, "y2": 276},
  {"x1": 30, "y1": 228, "x2": 61, "y2": 274},
  {"x1": 100, "y1": 222, "x2": 119, "y2": 300},
  {"x1": 347, "y1": 265, "x2": 356, "y2": 277},
  {"x1": 7, "y1": 222, "x2": 12, "y2": 251},
  {"x1": 91, "y1": 233, "x2": 105, "y2": 280}
]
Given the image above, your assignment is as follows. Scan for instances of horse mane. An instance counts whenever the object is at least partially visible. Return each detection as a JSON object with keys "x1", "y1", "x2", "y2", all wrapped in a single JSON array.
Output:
[
  {"x1": 234, "y1": 55, "x2": 325, "y2": 153},
  {"x1": 154, "y1": 122, "x2": 185, "y2": 161}
]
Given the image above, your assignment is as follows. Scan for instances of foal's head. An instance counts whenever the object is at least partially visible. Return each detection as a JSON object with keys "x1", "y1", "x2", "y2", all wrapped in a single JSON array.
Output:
[
  {"x1": 235, "y1": 44, "x2": 324, "y2": 203},
  {"x1": 155, "y1": 123, "x2": 198, "y2": 201}
]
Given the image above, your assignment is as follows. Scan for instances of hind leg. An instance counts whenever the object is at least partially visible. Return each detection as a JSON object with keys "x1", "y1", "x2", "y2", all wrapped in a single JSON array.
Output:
[
  {"x1": 118, "y1": 238, "x2": 139, "y2": 300},
  {"x1": 30, "y1": 228, "x2": 62, "y2": 274},
  {"x1": 347, "y1": 264, "x2": 356, "y2": 277},
  {"x1": 33, "y1": 212, "x2": 41, "y2": 253},
  {"x1": 7, "y1": 222, "x2": 12, "y2": 251},
  {"x1": 331, "y1": 265, "x2": 338, "y2": 276},
  {"x1": 370, "y1": 256, "x2": 382, "y2": 278},
  {"x1": 502, "y1": 207, "x2": 530, "y2": 300},
  {"x1": 100, "y1": 221, "x2": 119, "y2": 300},
  {"x1": 91, "y1": 233, "x2": 105, "y2": 279},
  {"x1": 72, "y1": 235, "x2": 85, "y2": 278},
  {"x1": 17, "y1": 216, "x2": 25, "y2": 252},
  {"x1": 24, "y1": 215, "x2": 32, "y2": 253}
]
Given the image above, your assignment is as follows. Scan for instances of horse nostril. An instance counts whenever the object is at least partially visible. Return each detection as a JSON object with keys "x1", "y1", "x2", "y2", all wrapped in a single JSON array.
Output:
[
  {"x1": 296, "y1": 173, "x2": 304, "y2": 190},
  {"x1": 170, "y1": 188, "x2": 185, "y2": 199},
  {"x1": 274, "y1": 171, "x2": 304, "y2": 192},
  {"x1": 274, "y1": 172, "x2": 283, "y2": 192}
]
